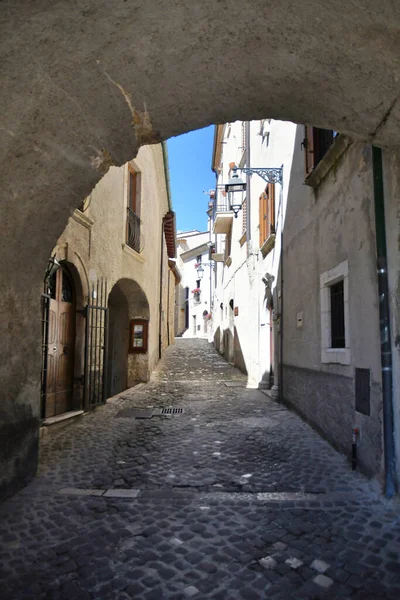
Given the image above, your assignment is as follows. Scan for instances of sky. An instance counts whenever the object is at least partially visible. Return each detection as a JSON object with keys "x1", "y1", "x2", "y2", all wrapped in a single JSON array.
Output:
[{"x1": 167, "y1": 125, "x2": 216, "y2": 233}]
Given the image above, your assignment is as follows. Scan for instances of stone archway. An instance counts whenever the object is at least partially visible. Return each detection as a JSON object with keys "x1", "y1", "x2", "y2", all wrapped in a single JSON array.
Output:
[
  {"x1": 107, "y1": 278, "x2": 150, "y2": 398},
  {"x1": 2, "y1": 1, "x2": 400, "y2": 495}
]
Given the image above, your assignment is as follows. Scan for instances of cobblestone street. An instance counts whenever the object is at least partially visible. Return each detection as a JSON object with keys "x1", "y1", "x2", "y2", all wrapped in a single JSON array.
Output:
[{"x1": 1, "y1": 339, "x2": 400, "y2": 599}]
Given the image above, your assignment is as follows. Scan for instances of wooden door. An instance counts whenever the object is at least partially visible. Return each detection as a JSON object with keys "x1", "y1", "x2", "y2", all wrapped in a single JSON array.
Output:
[{"x1": 45, "y1": 268, "x2": 76, "y2": 418}]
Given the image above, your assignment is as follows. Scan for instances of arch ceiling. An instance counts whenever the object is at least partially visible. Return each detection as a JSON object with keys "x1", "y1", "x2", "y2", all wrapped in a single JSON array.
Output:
[
  {"x1": 1, "y1": 0, "x2": 400, "y2": 496},
  {"x1": 2, "y1": 3, "x2": 400, "y2": 263}
]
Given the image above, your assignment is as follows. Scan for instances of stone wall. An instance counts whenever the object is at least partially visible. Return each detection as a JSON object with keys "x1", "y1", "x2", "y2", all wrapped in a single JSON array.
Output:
[{"x1": 282, "y1": 131, "x2": 384, "y2": 478}]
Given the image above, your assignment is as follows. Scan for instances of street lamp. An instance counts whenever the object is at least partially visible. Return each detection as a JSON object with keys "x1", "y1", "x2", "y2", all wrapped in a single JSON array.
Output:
[
  {"x1": 196, "y1": 264, "x2": 205, "y2": 279},
  {"x1": 225, "y1": 168, "x2": 246, "y2": 218},
  {"x1": 44, "y1": 254, "x2": 60, "y2": 281},
  {"x1": 224, "y1": 165, "x2": 283, "y2": 217}
]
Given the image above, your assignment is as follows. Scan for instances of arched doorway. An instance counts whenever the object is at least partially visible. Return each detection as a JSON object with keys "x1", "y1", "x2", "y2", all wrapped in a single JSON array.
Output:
[
  {"x1": 107, "y1": 278, "x2": 150, "y2": 397},
  {"x1": 107, "y1": 283, "x2": 129, "y2": 397},
  {"x1": 43, "y1": 266, "x2": 76, "y2": 418}
]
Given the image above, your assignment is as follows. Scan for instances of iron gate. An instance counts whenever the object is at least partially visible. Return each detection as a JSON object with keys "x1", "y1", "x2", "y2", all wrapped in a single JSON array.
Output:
[
  {"x1": 40, "y1": 293, "x2": 51, "y2": 419},
  {"x1": 84, "y1": 279, "x2": 109, "y2": 408}
]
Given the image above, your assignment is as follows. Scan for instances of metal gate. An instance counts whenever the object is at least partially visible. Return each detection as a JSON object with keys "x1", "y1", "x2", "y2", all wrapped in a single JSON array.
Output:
[
  {"x1": 40, "y1": 293, "x2": 51, "y2": 419},
  {"x1": 84, "y1": 279, "x2": 109, "y2": 408}
]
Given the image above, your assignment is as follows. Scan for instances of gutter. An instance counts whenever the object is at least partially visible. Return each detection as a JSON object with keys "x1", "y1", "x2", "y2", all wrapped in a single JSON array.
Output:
[
  {"x1": 372, "y1": 146, "x2": 397, "y2": 498},
  {"x1": 161, "y1": 141, "x2": 173, "y2": 212}
]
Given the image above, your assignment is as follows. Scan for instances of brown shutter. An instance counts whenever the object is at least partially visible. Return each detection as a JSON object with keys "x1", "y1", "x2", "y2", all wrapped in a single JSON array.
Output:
[
  {"x1": 259, "y1": 192, "x2": 268, "y2": 246},
  {"x1": 242, "y1": 198, "x2": 247, "y2": 234},
  {"x1": 268, "y1": 183, "x2": 276, "y2": 235},
  {"x1": 304, "y1": 125, "x2": 314, "y2": 176}
]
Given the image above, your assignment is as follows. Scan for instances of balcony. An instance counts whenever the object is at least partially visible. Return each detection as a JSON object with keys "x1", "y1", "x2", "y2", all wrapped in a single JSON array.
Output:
[
  {"x1": 126, "y1": 207, "x2": 141, "y2": 253},
  {"x1": 212, "y1": 198, "x2": 234, "y2": 235}
]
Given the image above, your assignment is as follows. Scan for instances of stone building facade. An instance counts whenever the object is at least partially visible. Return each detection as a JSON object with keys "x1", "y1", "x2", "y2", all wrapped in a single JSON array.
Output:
[{"x1": 1, "y1": 142, "x2": 177, "y2": 498}]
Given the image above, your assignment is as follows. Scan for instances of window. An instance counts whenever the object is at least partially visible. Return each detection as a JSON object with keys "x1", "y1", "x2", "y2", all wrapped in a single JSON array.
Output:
[
  {"x1": 330, "y1": 280, "x2": 345, "y2": 348},
  {"x1": 196, "y1": 254, "x2": 202, "y2": 263},
  {"x1": 126, "y1": 164, "x2": 141, "y2": 252},
  {"x1": 303, "y1": 126, "x2": 336, "y2": 176},
  {"x1": 259, "y1": 183, "x2": 275, "y2": 247},
  {"x1": 196, "y1": 279, "x2": 201, "y2": 289},
  {"x1": 320, "y1": 260, "x2": 350, "y2": 365},
  {"x1": 129, "y1": 319, "x2": 148, "y2": 353}
]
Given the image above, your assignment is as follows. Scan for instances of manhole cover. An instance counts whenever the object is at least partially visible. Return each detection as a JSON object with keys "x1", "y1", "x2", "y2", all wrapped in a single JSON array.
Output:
[{"x1": 161, "y1": 408, "x2": 184, "y2": 415}]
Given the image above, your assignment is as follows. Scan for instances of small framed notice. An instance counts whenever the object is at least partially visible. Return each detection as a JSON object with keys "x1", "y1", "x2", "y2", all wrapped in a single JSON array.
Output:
[{"x1": 129, "y1": 319, "x2": 148, "y2": 354}]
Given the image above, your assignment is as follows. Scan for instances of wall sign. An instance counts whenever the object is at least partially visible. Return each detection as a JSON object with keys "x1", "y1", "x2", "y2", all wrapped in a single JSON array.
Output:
[{"x1": 129, "y1": 319, "x2": 149, "y2": 354}]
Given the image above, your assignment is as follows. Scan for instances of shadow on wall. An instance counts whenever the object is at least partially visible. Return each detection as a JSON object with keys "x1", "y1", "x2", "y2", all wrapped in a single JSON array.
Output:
[
  {"x1": 233, "y1": 326, "x2": 247, "y2": 376},
  {"x1": 214, "y1": 326, "x2": 221, "y2": 352}
]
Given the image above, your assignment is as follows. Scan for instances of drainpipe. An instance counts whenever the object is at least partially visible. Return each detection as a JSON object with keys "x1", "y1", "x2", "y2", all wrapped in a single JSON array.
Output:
[
  {"x1": 279, "y1": 172, "x2": 284, "y2": 403},
  {"x1": 372, "y1": 146, "x2": 397, "y2": 498},
  {"x1": 159, "y1": 221, "x2": 164, "y2": 360},
  {"x1": 245, "y1": 121, "x2": 251, "y2": 253}
]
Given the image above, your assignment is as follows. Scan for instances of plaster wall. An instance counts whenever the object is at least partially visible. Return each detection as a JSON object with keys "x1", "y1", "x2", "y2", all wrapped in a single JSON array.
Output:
[
  {"x1": 283, "y1": 131, "x2": 383, "y2": 476},
  {"x1": 56, "y1": 144, "x2": 171, "y2": 381}
]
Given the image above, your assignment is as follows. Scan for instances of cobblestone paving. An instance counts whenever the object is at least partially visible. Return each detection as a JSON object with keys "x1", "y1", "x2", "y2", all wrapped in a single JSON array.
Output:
[{"x1": 1, "y1": 339, "x2": 400, "y2": 599}]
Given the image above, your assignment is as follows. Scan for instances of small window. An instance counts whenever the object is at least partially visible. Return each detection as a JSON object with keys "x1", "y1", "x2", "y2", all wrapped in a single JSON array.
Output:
[
  {"x1": 129, "y1": 319, "x2": 148, "y2": 354},
  {"x1": 330, "y1": 280, "x2": 345, "y2": 348},
  {"x1": 196, "y1": 279, "x2": 201, "y2": 289},
  {"x1": 320, "y1": 260, "x2": 350, "y2": 365},
  {"x1": 126, "y1": 164, "x2": 142, "y2": 252},
  {"x1": 196, "y1": 255, "x2": 202, "y2": 264},
  {"x1": 303, "y1": 126, "x2": 335, "y2": 176}
]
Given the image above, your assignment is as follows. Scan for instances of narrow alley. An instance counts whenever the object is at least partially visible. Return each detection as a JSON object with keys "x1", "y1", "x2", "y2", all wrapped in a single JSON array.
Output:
[{"x1": 1, "y1": 339, "x2": 400, "y2": 599}]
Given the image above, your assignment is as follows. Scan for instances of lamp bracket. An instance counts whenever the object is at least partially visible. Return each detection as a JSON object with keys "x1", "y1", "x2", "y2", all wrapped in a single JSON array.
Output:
[{"x1": 237, "y1": 167, "x2": 283, "y2": 185}]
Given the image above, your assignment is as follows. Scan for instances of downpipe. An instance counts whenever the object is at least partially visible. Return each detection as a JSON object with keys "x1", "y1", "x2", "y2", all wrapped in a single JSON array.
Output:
[{"x1": 372, "y1": 146, "x2": 397, "y2": 498}]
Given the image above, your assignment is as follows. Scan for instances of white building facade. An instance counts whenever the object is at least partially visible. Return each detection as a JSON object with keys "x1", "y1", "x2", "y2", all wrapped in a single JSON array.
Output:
[
  {"x1": 210, "y1": 120, "x2": 296, "y2": 389},
  {"x1": 175, "y1": 230, "x2": 213, "y2": 338}
]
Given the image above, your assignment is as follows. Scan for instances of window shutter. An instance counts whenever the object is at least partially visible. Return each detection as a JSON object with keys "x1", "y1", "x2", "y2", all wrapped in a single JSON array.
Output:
[
  {"x1": 259, "y1": 192, "x2": 267, "y2": 246},
  {"x1": 304, "y1": 125, "x2": 314, "y2": 176},
  {"x1": 268, "y1": 183, "x2": 275, "y2": 235},
  {"x1": 242, "y1": 198, "x2": 247, "y2": 234}
]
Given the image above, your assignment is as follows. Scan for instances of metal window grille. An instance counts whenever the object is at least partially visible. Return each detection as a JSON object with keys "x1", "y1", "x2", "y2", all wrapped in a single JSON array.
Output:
[{"x1": 330, "y1": 280, "x2": 345, "y2": 348}]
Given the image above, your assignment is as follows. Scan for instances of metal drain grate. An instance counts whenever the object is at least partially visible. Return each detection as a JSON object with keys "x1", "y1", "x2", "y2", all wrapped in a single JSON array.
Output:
[{"x1": 161, "y1": 407, "x2": 184, "y2": 415}]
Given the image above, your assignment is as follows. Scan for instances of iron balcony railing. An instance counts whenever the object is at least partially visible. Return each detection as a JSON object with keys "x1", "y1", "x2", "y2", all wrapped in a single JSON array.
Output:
[
  {"x1": 212, "y1": 193, "x2": 233, "y2": 221},
  {"x1": 126, "y1": 207, "x2": 141, "y2": 253}
]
